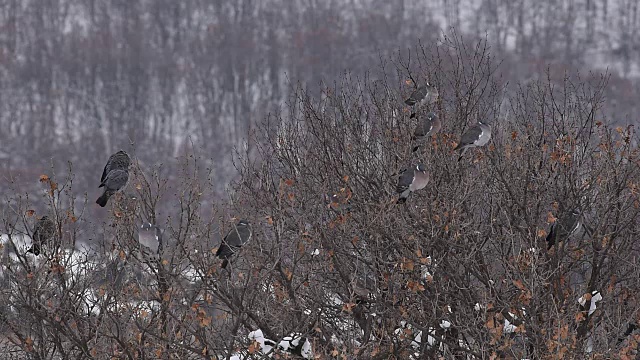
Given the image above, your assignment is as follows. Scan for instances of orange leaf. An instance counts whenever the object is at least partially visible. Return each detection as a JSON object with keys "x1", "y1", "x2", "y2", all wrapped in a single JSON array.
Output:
[
  {"x1": 575, "y1": 312, "x2": 585, "y2": 323},
  {"x1": 39, "y1": 175, "x2": 49, "y2": 182},
  {"x1": 283, "y1": 268, "x2": 293, "y2": 281},
  {"x1": 513, "y1": 279, "x2": 526, "y2": 291},
  {"x1": 537, "y1": 228, "x2": 547, "y2": 238},
  {"x1": 401, "y1": 258, "x2": 415, "y2": 271},
  {"x1": 407, "y1": 280, "x2": 425, "y2": 292},
  {"x1": 26, "y1": 210, "x2": 35, "y2": 217},
  {"x1": 511, "y1": 131, "x2": 518, "y2": 140},
  {"x1": 343, "y1": 175, "x2": 349, "y2": 182},
  {"x1": 248, "y1": 341, "x2": 259, "y2": 354},
  {"x1": 284, "y1": 179, "x2": 295, "y2": 186},
  {"x1": 266, "y1": 216, "x2": 274, "y2": 225},
  {"x1": 342, "y1": 303, "x2": 356, "y2": 312},
  {"x1": 547, "y1": 212, "x2": 557, "y2": 224},
  {"x1": 287, "y1": 193, "x2": 295, "y2": 201}
]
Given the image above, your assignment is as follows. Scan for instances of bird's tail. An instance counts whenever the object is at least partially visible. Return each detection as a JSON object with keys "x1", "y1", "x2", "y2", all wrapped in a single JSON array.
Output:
[
  {"x1": 221, "y1": 259, "x2": 229, "y2": 269},
  {"x1": 457, "y1": 147, "x2": 467, "y2": 162},
  {"x1": 409, "y1": 112, "x2": 417, "y2": 119},
  {"x1": 546, "y1": 228, "x2": 556, "y2": 250},
  {"x1": 96, "y1": 190, "x2": 111, "y2": 207}
]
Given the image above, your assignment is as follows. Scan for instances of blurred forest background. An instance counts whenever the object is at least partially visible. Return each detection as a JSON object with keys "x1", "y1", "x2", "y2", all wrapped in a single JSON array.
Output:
[{"x1": 1, "y1": 0, "x2": 639, "y2": 214}]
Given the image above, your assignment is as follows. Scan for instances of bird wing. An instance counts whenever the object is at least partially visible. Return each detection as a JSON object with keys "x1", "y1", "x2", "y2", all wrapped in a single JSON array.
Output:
[
  {"x1": 217, "y1": 228, "x2": 241, "y2": 258},
  {"x1": 456, "y1": 125, "x2": 483, "y2": 148},
  {"x1": 404, "y1": 86, "x2": 428, "y2": 106},
  {"x1": 100, "y1": 160, "x2": 112, "y2": 184},
  {"x1": 413, "y1": 117, "x2": 432, "y2": 138},
  {"x1": 105, "y1": 170, "x2": 129, "y2": 191},
  {"x1": 101, "y1": 152, "x2": 131, "y2": 184},
  {"x1": 396, "y1": 169, "x2": 415, "y2": 193}
]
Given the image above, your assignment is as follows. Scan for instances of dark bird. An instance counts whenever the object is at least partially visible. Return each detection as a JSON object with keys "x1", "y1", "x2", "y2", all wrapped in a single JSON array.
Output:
[
  {"x1": 100, "y1": 150, "x2": 131, "y2": 184},
  {"x1": 396, "y1": 163, "x2": 429, "y2": 204},
  {"x1": 546, "y1": 209, "x2": 582, "y2": 250},
  {"x1": 454, "y1": 120, "x2": 492, "y2": 161},
  {"x1": 96, "y1": 169, "x2": 129, "y2": 207},
  {"x1": 404, "y1": 83, "x2": 438, "y2": 119},
  {"x1": 412, "y1": 112, "x2": 441, "y2": 152},
  {"x1": 27, "y1": 215, "x2": 56, "y2": 256},
  {"x1": 216, "y1": 220, "x2": 252, "y2": 269}
]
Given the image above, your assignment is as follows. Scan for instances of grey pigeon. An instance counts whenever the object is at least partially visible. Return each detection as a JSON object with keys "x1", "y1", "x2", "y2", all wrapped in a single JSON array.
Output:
[
  {"x1": 138, "y1": 223, "x2": 163, "y2": 255},
  {"x1": 404, "y1": 83, "x2": 438, "y2": 119},
  {"x1": 96, "y1": 169, "x2": 129, "y2": 207},
  {"x1": 396, "y1": 163, "x2": 429, "y2": 204},
  {"x1": 216, "y1": 220, "x2": 252, "y2": 269},
  {"x1": 100, "y1": 150, "x2": 131, "y2": 184},
  {"x1": 27, "y1": 215, "x2": 56, "y2": 256},
  {"x1": 412, "y1": 112, "x2": 441, "y2": 152},
  {"x1": 546, "y1": 209, "x2": 582, "y2": 250},
  {"x1": 454, "y1": 120, "x2": 492, "y2": 161}
]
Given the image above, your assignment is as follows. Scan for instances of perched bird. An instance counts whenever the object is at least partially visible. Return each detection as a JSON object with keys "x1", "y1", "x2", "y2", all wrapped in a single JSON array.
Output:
[
  {"x1": 546, "y1": 209, "x2": 582, "y2": 250},
  {"x1": 412, "y1": 112, "x2": 441, "y2": 152},
  {"x1": 27, "y1": 215, "x2": 56, "y2": 256},
  {"x1": 138, "y1": 223, "x2": 163, "y2": 255},
  {"x1": 404, "y1": 83, "x2": 438, "y2": 119},
  {"x1": 96, "y1": 169, "x2": 129, "y2": 207},
  {"x1": 100, "y1": 150, "x2": 131, "y2": 184},
  {"x1": 454, "y1": 120, "x2": 492, "y2": 161},
  {"x1": 216, "y1": 220, "x2": 252, "y2": 269},
  {"x1": 396, "y1": 163, "x2": 429, "y2": 204}
]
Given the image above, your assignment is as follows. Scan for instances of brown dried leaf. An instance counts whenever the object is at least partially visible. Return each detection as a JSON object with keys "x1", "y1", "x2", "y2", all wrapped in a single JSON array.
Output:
[
  {"x1": 513, "y1": 279, "x2": 526, "y2": 291},
  {"x1": 342, "y1": 303, "x2": 356, "y2": 312},
  {"x1": 39, "y1": 175, "x2": 49, "y2": 183},
  {"x1": 248, "y1": 341, "x2": 259, "y2": 354},
  {"x1": 26, "y1": 210, "x2": 35, "y2": 217}
]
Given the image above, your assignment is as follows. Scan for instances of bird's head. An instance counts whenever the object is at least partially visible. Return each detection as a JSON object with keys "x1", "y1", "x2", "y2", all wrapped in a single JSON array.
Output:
[
  {"x1": 426, "y1": 112, "x2": 437, "y2": 121},
  {"x1": 237, "y1": 219, "x2": 251, "y2": 227},
  {"x1": 416, "y1": 163, "x2": 427, "y2": 173}
]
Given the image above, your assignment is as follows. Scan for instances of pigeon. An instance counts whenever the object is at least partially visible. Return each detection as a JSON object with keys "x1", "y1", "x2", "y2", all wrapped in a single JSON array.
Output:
[
  {"x1": 546, "y1": 209, "x2": 582, "y2": 250},
  {"x1": 454, "y1": 120, "x2": 492, "y2": 161},
  {"x1": 216, "y1": 220, "x2": 252, "y2": 269},
  {"x1": 96, "y1": 169, "x2": 129, "y2": 207},
  {"x1": 100, "y1": 150, "x2": 131, "y2": 184},
  {"x1": 404, "y1": 83, "x2": 438, "y2": 118},
  {"x1": 396, "y1": 163, "x2": 429, "y2": 204},
  {"x1": 412, "y1": 112, "x2": 441, "y2": 152},
  {"x1": 27, "y1": 215, "x2": 56, "y2": 256},
  {"x1": 138, "y1": 223, "x2": 163, "y2": 255}
]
